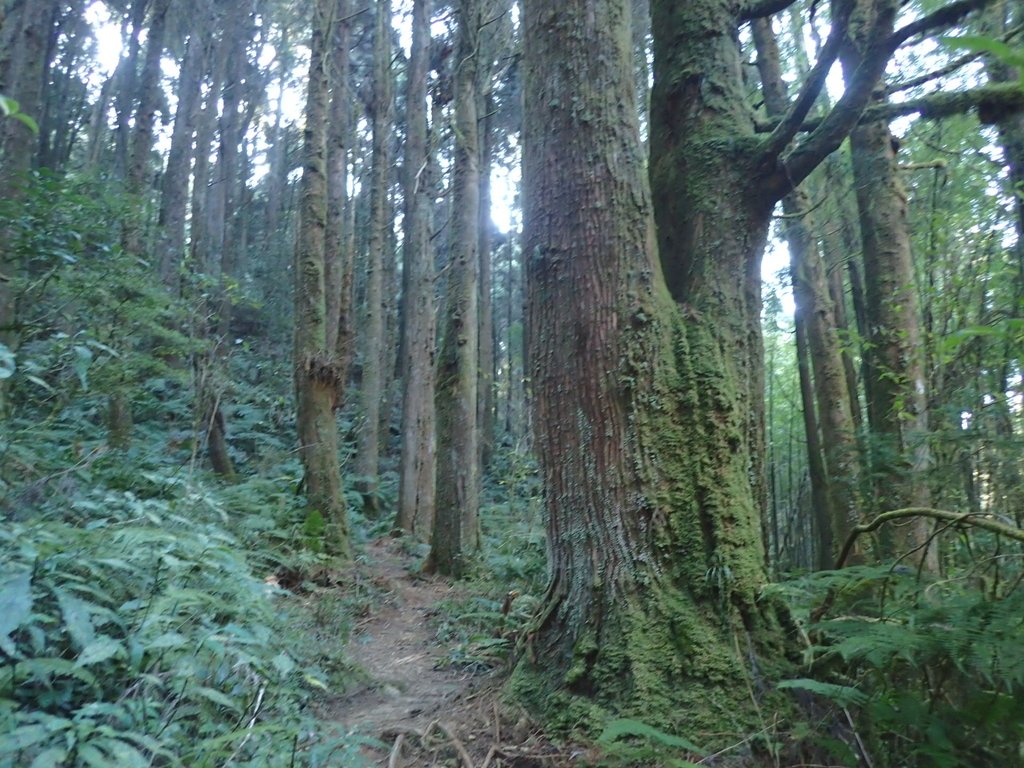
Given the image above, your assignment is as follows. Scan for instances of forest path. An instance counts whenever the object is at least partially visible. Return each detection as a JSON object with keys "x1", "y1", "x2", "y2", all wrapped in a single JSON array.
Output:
[{"x1": 322, "y1": 537, "x2": 557, "y2": 767}]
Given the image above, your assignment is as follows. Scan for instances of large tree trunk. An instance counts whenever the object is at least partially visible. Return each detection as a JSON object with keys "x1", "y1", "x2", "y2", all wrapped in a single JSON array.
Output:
[
  {"x1": 512, "y1": 0, "x2": 786, "y2": 737},
  {"x1": 355, "y1": 0, "x2": 393, "y2": 516},
  {"x1": 293, "y1": 0, "x2": 350, "y2": 557},
  {"x1": 428, "y1": 0, "x2": 482, "y2": 575},
  {"x1": 396, "y1": 0, "x2": 437, "y2": 538}
]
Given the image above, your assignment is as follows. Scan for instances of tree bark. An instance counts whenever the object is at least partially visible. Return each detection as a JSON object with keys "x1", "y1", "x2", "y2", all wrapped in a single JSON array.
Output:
[
  {"x1": 294, "y1": 0, "x2": 351, "y2": 557},
  {"x1": 355, "y1": 0, "x2": 393, "y2": 516},
  {"x1": 513, "y1": 0, "x2": 788, "y2": 737},
  {"x1": 841, "y1": 18, "x2": 934, "y2": 567},
  {"x1": 428, "y1": 0, "x2": 482, "y2": 575},
  {"x1": 754, "y1": 18, "x2": 861, "y2": 566},
  {"x1": 396, "y1": 0, "x2": 437, "y2": 538}
]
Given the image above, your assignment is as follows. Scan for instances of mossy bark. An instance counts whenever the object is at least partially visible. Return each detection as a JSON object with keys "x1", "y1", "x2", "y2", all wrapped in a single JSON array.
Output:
[
  {"x1": 293, "y1": 0, "x2": 350, "y2": 558},
  {"x1": 515, "y1": 0, "x2": 789, "y2": 743}
]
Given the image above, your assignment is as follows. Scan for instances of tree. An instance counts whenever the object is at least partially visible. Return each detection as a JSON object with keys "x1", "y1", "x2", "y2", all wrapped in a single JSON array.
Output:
[
  {"x1": 293, "y1": 0, "x2": 351, "y2": 557},
  {"x1": 355, "y1": 0, "x2": 394, "y2": 516},
  {"x1": 841, "y1": 6, "x2": 934, "y2": 566},
  {"x1": 428, "y1": 0, "x2": 482, "y2": 575},
  {"x1": 514, "y1": 0, "x2": 1006, "y2": 737},
  {"x1": 396, "y1": 0, "x2": 437, "y2": 538},
  {"x1": 754, "y1": 18, "x2": 860, "y2": 567},
  {"x1": 0, "y1": 0, "x2": 56, "y2": 404}
]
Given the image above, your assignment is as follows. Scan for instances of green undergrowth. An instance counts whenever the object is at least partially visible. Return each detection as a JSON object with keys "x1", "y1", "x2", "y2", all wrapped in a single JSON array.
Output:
[
  {"x1": 0, "y1": 467, "x2": 378, "y2": 767},
  {"x1": 429, "y1": 448, "x2": 545, "y2": 673},
  {"x1": 0, "y1": 356, "x2": 378, "y2": 765},
  {"x1": 767, "y1": 556, "x2": 1024, "y2": 768}
]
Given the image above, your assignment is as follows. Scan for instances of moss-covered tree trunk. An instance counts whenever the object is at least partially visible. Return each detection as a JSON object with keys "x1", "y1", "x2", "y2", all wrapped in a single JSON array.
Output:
[
  {"x1": 514, "y1": 0, "x2": 934, "y2": 737},
  {"x1": 429, "y1": 0, "x2": 482, "y2": 575},
  {"x1": 514, "y1": 0, "x2": 792, "y2": 738},
  {"x1": 396, "y1": 0, "x2": 437, "y2": 538},
  {"x1": 293, "y1": 0, "x2": 350, "y2": 558}
]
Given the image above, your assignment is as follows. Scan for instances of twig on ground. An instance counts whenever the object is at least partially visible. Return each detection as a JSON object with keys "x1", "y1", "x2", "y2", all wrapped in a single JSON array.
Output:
[
  {"x1": 388, "y1": 733, "x2": 405, "y2": 768},
  {"x1": 428, "y1": 721, "x2": 474, "y2": 768}
]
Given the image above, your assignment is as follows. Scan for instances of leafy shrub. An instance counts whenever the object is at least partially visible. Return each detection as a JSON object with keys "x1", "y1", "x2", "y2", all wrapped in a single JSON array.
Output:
[
  {"x1": 0, "y1": 488, "x2": 367, "y2": 767},
  {"x1": 770, "y1": 561, "x2": 1024, "y2": 768}
]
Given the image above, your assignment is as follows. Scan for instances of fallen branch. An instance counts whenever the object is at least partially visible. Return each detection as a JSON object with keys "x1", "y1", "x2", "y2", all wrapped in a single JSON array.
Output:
[{"x1": 428, "y1": 721, "x2": 475, "y2": 768}]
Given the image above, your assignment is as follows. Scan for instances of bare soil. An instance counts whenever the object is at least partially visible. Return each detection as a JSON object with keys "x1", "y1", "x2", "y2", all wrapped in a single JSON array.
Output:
[{"x1": 322, "y1": 537, "x2": 575, "y2": 767}]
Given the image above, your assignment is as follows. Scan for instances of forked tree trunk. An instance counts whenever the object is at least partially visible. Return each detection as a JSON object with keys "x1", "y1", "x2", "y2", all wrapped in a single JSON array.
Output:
[
  {"x1": 428, "y1": 0, "x2": 481, "y2": 575},
  {"x1": 396, "y1": 0, "x2": 437, "y2": 538},
  {"x1": 294, "y1": 0, "x2": 350, "y2": 557},
  {"x1": 512, "y1": 0, "x2": 787, "y2": 737}
]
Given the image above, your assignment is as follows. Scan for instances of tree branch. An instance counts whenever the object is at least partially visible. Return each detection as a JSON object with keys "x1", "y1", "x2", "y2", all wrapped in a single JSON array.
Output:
[
  {"x1": 885, "y1": 49, "x2": 982, "y2": 95},
  {"x1": 836, "y1": 507, "x2": 1024, "y2": 569},
  {"x1": 765, "y1": 1, "x2": 899, "y2": 199},
  {"x1": 765, "y1": 0, "x2": 996, "y2": 199},
  {"x1": 873, "y1": 82, "x2": 1024, "y2": 123},
  {"x1": 761, "y1": 0, "x2": 856, "y2": 160},
  {"x1": 740, "y1": 0, "x2": 801, "y2": 22},
  {"x1": 755, "y1": 82, "x2": 1024, "y2": 132},
  {"x1": 890, "y1": 0, "x2": 994, "y2": 48},
  {"x1": 887, "y1": 22, "x2": 1024, "y2": 95}
]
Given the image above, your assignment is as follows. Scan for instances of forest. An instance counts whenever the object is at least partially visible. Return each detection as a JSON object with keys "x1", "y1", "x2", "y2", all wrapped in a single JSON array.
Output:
[{"x1": 2, "y1": 0, "x2": 1024, "y2": 765}]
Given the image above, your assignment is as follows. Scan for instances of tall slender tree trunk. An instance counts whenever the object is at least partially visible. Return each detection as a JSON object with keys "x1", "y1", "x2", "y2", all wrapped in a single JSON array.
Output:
[
  {"x1": 112, "y1": 0, "x2": 148, "y2": 181},
  {"x1": 478, "y1": 96, "x2": 496, "y2": 471},
  {"x1": 159, "y1": 23, "x2": 206, "y2": 291},
  {"x1": 294, "y1": 0, "x2": 351, "y2": 557},
  {"x1": 841, "y1": 27, "x2": 933, "y2": 567},
  {"x1": 428, "y1": 0, "x2": 482, "y2": 575},
  {"x1": 325, "y1": 0, "x2": 354, "y2": 381},
  {"x1": 754, "y1": 19, "x2": 860, "y2": 566},
  {"x1": 356, "y1": 0, "x2": 393, "y2": 516},
  {"x1": 396, "y1": 0, "x2": 436, "y2": 538}
]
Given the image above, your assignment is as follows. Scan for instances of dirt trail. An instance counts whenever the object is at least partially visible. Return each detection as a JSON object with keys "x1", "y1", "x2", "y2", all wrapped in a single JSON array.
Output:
[
  {"x1": 323, "y1": 538, "x2": 489, "y2": 765},
  {"x1": 323, "y1": 537, "x2": 568, "y2": 767}
]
